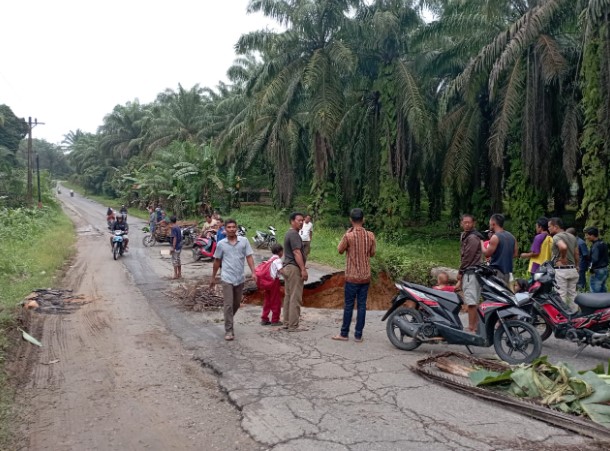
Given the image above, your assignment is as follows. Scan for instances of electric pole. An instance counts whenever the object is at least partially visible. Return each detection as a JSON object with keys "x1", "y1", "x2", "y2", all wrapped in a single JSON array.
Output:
[{"x1": 26, "y1": 117, "x2": 45, "y2": 206}]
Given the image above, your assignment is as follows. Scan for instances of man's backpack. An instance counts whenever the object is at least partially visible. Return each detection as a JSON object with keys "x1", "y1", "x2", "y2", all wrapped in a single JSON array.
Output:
[{"x1": 255, "y1": 256, "x2": 279, "y2": 290}]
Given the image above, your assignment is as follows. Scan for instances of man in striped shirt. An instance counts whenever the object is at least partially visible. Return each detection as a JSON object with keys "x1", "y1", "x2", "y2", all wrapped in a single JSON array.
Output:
[{"x1": 332, "y1": 208, "x2": 376, "y2": 343}]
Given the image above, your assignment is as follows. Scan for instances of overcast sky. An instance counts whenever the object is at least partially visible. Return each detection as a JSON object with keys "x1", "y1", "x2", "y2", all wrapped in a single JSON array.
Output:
[{"x1": 1, "y1": 0, "x2": 276, "y2": 145}]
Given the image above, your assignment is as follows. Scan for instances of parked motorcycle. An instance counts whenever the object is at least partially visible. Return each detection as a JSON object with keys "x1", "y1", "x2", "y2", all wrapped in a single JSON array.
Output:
[
  {"x1": 252, "y1": 226, "x2": 277, "y2": 249},
  {"x1": 111, "y1": 230, "x2": 127, "y2": 260},
  {"x1": 181, "y1": 226, "x2": 197, "y2": 247},
  {"x1": 192, "y1": 231, "x2": 217, "y2": 262},
  {"x1": 525, "y1": 262, "x2": 610, "y2": 350},
  {"x1": 237, "y1": 225, "x2": 247, "y2": 237},
  {"x1": 382, "y1": 265, "x2": 541, "y2": 364}
]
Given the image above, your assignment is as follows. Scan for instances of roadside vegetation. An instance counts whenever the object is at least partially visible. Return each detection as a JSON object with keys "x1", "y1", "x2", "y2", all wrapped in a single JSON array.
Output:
[{"x1": 0, "y1": 203, "x2": 75, "y2": 447}]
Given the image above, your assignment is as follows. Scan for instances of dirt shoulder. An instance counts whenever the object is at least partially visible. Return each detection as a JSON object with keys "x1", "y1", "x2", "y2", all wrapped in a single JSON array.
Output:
[{"x1": 12, "y1": 199, "x2": 261, "y2": 450}]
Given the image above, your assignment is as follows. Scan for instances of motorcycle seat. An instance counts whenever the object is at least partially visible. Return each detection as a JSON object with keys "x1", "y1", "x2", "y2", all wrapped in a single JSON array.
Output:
[
  {"x1": 575, "y1": 293, "x2": 610, "y2": 309},
  {"x1": 404, "y1": 282, "x2": 461, "y2": 304}
]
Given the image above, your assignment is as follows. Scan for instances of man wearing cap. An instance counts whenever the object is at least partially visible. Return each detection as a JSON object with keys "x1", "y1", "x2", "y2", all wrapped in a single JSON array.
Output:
[
  {"x1": 585, "y1": 227, "x2": 608, "y2": 293},
  {"x1": 548, "y1": 217, "x2": 579, "y2": 303}
]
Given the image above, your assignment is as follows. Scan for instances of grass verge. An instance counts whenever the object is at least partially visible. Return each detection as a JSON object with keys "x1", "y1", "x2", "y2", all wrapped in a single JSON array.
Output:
[{"x1": 0, "y1": 205, "x2": 76, "y2": 448}]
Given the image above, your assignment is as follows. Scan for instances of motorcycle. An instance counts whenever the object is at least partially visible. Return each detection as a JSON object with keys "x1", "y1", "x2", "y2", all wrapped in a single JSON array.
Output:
[
  {"x1": 525, "y1": 262, "x2": 610, "y2": 350},
  {"x1": 181, "y1": 225, "x2": 197, "y2": 247},
  {"x1": 192, "y1": 231, "x2": 217, "y2": 262},
  {"x1": 111, "y1": 230, "x2": 127, "y2": 260},
  {"x1": 382, "y1": 265, "x2": 542, "y2": 365},
  {"x1": 238, "y1": 225, "x2": 247, "y2": 237},
  {"x1": 252, "y1": 226, "x2": 277, "y2": 249},
  {"x1": 70, "y1": 190, "x2": 74, "y2": 197}
]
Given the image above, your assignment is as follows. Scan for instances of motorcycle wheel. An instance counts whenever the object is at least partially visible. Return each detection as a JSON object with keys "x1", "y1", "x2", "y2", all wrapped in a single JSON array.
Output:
[
  {"x1": 142, "y1": 235, "x2": 155, "y2": 247},
  {"x1": 532, "y1": 313, "x2": 552, "y2": 341},
  {"x1": 113, "y1": 243, "x2": 120, "y2": 261},
  {"x1": 493, "y1": 320, "x2": 542, "y2": 364},
  {"x1": 386, "y1": 307, "x2": 423, "y2": 351},
  {"x1": 183, "y1": 235, "x2": 194, "y2": 247},
  {"x1": 192, "y1": 247, "x2": 201, "y2": 262},
  {"x1": 267, "y1": 237, "x2": 277, "y2": 248}
]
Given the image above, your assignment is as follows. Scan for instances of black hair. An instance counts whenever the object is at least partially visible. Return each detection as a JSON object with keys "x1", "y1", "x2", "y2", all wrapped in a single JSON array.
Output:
[
  {"x1": 461, "y1": 213, "x2": 476, "y2": 222},
  {"x1": 270, "y1": 243, "x2": 283, "y2": 255},
  {"x1": 514, "y1": 279, "x2": 528, "y2": 293},
  {"x1": 170, "y1": 216, "x2": 177, "y2": 223},
  {"x1": 536, "y1": 217, "x2": 549, "y2": 232},
  {"x1": 490, "y1": 213, "x2": 505, "y2": 227},
  {"x1": 225, "y1": 218, "x2": 237, "y2": 226},
  {"x1": 350, "y1": 208, "x2": 364, "y2": 222},
  {"x1": 289, "y1": 212, "x2": 304, "y2": 222},
  {"x1": 585, "y1": 227, "x2": 600, "y2": 237},
  {"x1": 549, "y1": 217, "x2": 564, "y2": 229}
]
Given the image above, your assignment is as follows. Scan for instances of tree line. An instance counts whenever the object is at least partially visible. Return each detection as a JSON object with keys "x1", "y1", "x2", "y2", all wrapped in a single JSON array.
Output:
[{"x1": 2, "y1": 0, "x2": 610, "y2": 244}]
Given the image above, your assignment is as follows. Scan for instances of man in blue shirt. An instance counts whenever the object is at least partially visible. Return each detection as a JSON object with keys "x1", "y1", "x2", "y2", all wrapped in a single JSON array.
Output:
[
  {"x1": 585, "y1": 227, "x2": 608, "y2": 293},
  {"x1": 210, "y1": 219, "x2": 257, "y2": 341},
  {"x1": 170, "y1": 216, "x2": 183, "y2": 279}
]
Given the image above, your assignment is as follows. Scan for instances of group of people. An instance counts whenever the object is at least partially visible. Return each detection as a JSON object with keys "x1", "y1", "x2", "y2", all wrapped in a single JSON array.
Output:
[
  {"x1": 457, "y1": 213, "x2": 608, "y2": 332},
  {"x1": 210, "y1": 209, "x2": 375, "y2": 342}
]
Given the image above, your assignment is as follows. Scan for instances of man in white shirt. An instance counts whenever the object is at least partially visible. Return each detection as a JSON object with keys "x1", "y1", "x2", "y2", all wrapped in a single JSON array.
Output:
[{"x1": 299, "y1": 215, "x2": 313, "y2": 258}]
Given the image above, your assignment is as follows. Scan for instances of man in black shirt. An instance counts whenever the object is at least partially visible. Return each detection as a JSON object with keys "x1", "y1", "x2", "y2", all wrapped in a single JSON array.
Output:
[{"x1": 585, "y1": 227, "x2": 608, "y2": 293}]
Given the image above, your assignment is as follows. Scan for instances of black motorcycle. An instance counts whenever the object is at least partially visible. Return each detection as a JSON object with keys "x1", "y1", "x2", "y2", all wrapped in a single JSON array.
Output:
[
  {"x1": 382, "y1": 265, "x2": 542, "y2": 364},
  {"x1": 524, "y1": 262, "x2": 610, "y2": 350}
]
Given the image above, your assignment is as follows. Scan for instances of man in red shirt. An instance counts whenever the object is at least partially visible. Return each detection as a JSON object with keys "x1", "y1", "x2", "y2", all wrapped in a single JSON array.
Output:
[{"x1": 332, "y1": 208, "x2": 376, "y2": 343}]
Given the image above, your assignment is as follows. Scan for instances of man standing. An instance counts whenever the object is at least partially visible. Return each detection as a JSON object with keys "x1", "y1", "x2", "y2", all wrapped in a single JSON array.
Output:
[
  {"x1": 332, "y1": 208, "x2": 376, "y2": 342},
  {"x1": 299, "y1": 215, "x2": 314, "y2": 259},
  {"x1": 282, "y1": 212, "x2": 308, "y2": 332},
  {"x1": 548, "y1": 217, "x2": 579, "y2": 303},
  {"x1": 484, "y1": 213, "x2": 518, "y2": 286},
  {"x1": 210, "y1": 219, "x2": 257, "y2": 341},
  {"x1": 170, "y1": 216, "x2": 183, "y2": 280},
  {"x1": 585, "y1": 227, "x2": 608, "y2": 293},
  {"x1": 567, "y1": 228, "x2": 590, "y2": 290},
  {"x1": 520, "y1": 217, "x2": 552, "y2": 278},
  {"x1": 455, "y1": 214, "x2": 484, "y2": 332}
]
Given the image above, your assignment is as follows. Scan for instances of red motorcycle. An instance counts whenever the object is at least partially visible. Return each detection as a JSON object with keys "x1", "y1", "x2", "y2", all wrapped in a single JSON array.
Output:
[
  {"x1": 527, "y1": 262, "x2": 610, "y2": 351},
  {"x1": 192, "y1": 231, "x2": 217, "y2": 261}
]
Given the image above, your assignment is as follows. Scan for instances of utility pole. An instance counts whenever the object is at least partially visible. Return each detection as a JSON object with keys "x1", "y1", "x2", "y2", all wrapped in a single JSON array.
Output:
[{"x1": 26, "y1": 117, "x2": 45, "y2": 206}]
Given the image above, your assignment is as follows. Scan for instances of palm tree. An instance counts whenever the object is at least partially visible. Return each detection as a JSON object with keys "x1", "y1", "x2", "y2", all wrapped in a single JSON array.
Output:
[
  {"x1": 98, "y1": 100, "x2": 150, "y2": 162},
  {"x1": 228, "y1": 0, "x2": 359, "y2": 206}
]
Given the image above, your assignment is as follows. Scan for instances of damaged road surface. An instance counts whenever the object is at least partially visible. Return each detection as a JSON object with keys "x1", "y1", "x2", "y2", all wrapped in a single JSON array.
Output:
[{"x1": 17, "y1": 192, "x2": 610, "y2": 450}]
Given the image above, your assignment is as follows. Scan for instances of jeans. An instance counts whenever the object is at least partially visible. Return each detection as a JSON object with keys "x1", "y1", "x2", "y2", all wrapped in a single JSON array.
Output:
[
  {"x1": 340, "y1": 282, "x2": 369, "y2": 339},
  {"x1": 577, "y1": 268, "x2": 587, "y2": 290},
  {"x1": 590, "y1": 268, "x2": 608, "y2": 293}
]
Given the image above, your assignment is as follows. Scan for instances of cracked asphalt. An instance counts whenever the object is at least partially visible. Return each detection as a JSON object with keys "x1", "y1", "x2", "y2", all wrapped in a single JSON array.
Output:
[{"x1": 61, "y1": 192, "x2": 609, "y2": 450}]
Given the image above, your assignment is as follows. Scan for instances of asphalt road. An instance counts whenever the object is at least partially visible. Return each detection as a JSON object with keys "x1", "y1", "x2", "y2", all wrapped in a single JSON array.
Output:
[{"x1": 61, "y1": 190, "x2": 608, "y2": 450}]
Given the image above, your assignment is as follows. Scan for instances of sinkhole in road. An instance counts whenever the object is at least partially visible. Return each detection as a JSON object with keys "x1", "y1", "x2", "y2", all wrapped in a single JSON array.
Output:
[{"x1": 244, "y1": 272, "x2": 398, "y2": 311}]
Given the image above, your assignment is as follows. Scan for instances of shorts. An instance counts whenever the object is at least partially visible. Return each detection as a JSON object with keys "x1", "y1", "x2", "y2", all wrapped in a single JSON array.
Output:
[
  {"x1": 461, "y1": 272, "x2": 481, "y2": 306},
  {"x1": 171, "y1": 249, "x2": 181, "y2": 267}
]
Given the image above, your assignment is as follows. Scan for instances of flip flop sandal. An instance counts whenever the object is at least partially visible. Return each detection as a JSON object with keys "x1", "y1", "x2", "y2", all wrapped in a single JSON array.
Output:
[{"x1": 331, "y1": 335, "x2": 348, "y2": 341}]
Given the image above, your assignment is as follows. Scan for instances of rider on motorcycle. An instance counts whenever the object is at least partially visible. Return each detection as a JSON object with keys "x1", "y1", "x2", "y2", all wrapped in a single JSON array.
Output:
[{"x1": 110, "y1": 215, "x2": 129, "y2": 250}]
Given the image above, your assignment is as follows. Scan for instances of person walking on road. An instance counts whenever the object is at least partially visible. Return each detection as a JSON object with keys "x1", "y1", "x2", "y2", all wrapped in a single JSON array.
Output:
[
  {"x1": 210, "y1": 219, "x2": 257, "y2": 341},
  {"x1": 282, "y1": 212, "x2": 308, "y2": 332},
  {"x1": 299, "y1": 215, "x2": 313, "y2": 259},
  {"x1": 484, "y1": 213, "x2": 518, "y2": 286},
  {"x1": 455, "y1": 214, "x2": 484, "y2": 333},
  {"x1": 548, "y1": 217, "x2": 579, "y2": 304},
  {"x1": 585, "y1": 227, "x2": 608, "y2": 293},
  {"x1": 332, "y1": 208, "x2": 376, "y2": 343},
  {"x1": 170, "y1": 216, "x2": 183, "y2": 280}
]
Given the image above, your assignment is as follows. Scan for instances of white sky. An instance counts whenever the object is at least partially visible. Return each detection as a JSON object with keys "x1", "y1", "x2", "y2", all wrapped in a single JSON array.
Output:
[{"x1": 0, "y1": 0, "x2": 276, "y2": 145}]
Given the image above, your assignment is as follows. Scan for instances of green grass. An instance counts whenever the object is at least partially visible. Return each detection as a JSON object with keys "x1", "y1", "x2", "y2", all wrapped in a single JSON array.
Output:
[{"x1": 0, "y1": 205, "x2": 76, "y2": 448}]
